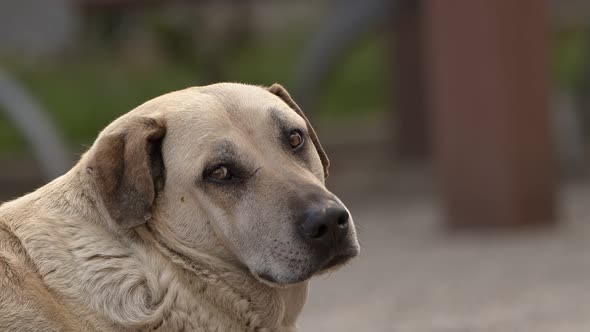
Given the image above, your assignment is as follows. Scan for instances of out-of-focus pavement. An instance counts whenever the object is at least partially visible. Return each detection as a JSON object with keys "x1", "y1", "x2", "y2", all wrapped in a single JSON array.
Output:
[{"x1": 300, "y1": 162, "x2": 590, "y2": 332}]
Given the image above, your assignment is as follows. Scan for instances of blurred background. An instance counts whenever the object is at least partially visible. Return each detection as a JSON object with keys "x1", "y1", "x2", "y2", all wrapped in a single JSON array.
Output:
[{"x1": 1, "y1": 0, "x2": 590, "y2": 331}]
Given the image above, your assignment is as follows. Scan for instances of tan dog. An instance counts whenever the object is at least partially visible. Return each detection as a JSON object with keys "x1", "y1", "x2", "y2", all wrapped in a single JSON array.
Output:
[{"x1": 0, "y1": 83, "x2": 359, "y2": 331}]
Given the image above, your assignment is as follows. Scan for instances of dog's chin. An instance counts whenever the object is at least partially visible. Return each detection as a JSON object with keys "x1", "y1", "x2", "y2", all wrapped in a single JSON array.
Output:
[
  {"x1": 253, "y1": 269, "x2": 314, "y2": 288},
  {"x1": 322, "y1": 243, "x2": 360, "y2": 269},
  {"x1": 318, "y1": 254, "x2": 353, "y2": 272},
  {"x1": 252, "y1": 250, "x2": 358, "y2": 287}
]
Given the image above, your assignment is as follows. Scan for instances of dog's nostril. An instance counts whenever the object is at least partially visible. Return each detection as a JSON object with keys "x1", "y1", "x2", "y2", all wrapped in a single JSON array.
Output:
[
  {"x1": 299, "y1": 206, "x2": 350, "y2": 242},
  {"x1": 337, "y1": 214, "x2": 349, "y2": 227},
  {"x1": 311, "y1": 224, "x2": 328, "y2": 238}
]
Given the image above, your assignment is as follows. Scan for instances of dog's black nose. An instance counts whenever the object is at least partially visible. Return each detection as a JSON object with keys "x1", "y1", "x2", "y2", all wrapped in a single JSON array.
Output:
[{"x1": 298, "y1": 206, "x2": 349, "y2": 244}]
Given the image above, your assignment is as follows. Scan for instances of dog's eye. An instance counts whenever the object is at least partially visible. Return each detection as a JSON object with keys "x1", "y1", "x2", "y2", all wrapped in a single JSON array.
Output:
[
  {"x1": 289, "y1": 130, "x2": 304, "y2": 150},
  {"x1": 208, "y1": 166, "x2": 232, "y2": 182}
]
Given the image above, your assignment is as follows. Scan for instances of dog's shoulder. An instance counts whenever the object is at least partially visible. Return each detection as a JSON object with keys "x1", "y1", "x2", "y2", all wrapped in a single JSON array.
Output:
[
  {"x1": 0, "y1": 220, "x2": 87, "y2": 332},
  {"x1": 0, "y1": 220, "x2": 30, "y2": 286}
]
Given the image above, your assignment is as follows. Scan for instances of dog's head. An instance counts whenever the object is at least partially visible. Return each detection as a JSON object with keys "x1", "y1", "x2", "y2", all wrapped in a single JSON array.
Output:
[{"x1": 87, "y1": 83, "x2": 359, "y2": 286}]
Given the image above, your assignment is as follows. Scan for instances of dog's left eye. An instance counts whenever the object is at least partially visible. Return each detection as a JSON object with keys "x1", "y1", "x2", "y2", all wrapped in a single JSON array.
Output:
[
  {"x1": 289, "y1": 130, "x2": 304, "y2": 150},
  {"x1": 207, "y1": 165, "x2": 233, "y2": 182}
]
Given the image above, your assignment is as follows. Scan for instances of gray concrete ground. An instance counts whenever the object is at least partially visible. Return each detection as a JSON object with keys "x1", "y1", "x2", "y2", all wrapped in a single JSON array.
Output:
[{"x1": 299, "y1": 173, "x2": 590, "y2": 332}]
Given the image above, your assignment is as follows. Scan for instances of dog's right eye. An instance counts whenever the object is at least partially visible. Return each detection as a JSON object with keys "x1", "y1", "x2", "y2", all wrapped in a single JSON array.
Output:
[
  {"x1": 207, "y1": 165, "x2": 233, "y2": 182},
  {"x1": 288, "y1": 130, "x2": 305, "y2": 151}
]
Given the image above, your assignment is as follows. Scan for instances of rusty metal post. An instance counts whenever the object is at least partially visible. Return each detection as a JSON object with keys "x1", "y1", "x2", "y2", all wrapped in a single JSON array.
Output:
[
  {"x1": 391, "y1": 3, "x2": 429, "y2": 160},
  {"x1": 424, "y1": 0, "x2": 556, "y2": 227}
]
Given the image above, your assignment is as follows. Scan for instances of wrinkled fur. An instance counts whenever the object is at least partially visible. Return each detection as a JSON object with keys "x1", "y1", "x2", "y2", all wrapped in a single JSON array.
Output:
[
  {"x1": 0, "y1": 173, "x2": 303, "y2": 331},
  {"x1": 0, "y1": 83, "x2": 358, "y2": 331}
]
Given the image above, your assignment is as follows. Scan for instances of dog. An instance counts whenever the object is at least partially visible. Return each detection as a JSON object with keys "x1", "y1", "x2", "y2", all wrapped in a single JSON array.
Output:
[{"x1": 0, "y1": 83, "x2": 359, "y2": 331}]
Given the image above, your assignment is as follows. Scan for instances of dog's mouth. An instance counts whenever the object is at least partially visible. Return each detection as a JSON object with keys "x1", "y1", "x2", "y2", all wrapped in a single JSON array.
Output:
[
  {"x1": 317, "y1": 244, "x2": 360, "y2": 273},
  {"x1": 321, "y1": 253, "x2": 353, "y2": 271},
  {"x1": 257, "y1": 271, "x2": 280, "y2": 284},
  {"x1": 253, "y1": 261, "x2": 321, "y2": 287},
  {"x1": 255, "y1": 246, "x2": 359, "y2": 287},
  {"x1": 254, "y1": 269, "x2": 312, "y2": 287}
]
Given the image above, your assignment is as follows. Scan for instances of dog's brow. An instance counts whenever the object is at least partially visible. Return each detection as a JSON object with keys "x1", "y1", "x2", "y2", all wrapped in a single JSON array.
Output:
[
  {"x1": 269, "y1": 107, "x2": 296, "y2": 132},
  {"x1": 211, "y1": 140, "x2": 238, "y2": 159},
  {"x1": 269, "y1": 108, "x2": 285, "y2": 125}
]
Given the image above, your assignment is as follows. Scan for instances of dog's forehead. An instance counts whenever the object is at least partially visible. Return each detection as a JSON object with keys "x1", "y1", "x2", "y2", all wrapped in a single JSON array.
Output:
[
  {"x1": 161, "y1": 84, "x2": 305, "y2": 133},
  {"x1": 207, "y1": 83, "x2": 304, "y2": 125}
]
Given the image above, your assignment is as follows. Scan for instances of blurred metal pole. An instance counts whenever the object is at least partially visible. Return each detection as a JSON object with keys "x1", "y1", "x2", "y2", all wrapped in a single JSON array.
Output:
[
  {"x1": 390, "y1": 1, "x2": 429, "y2": 160},
  {"x1": 424, "y1": 0, "x2": 556, "y2": 227},
  {"x1": 0, "y1": 70, "x2": 71, "y2": 180}
]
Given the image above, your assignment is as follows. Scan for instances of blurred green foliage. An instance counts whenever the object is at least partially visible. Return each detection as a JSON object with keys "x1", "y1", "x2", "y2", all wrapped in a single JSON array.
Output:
[
  {"x1": 554, "y1": 29, "x2": 590, "y2": 88},
  {"x1": 0, "y1": 61, "x2": 196, "y2": 152},
  {"x1": 0, "y1": 31, "x2": 386, "y2": 153},
  {"x1": 320, "y1": 37, "x2": 386, "y2": 117},
  {"x1": 1, "y1": 26, "x2": 587, "y2": 155},
  {"x1": 229, "y1": 32, "x2": 387, "y2": 117},
  {"x1": 0, "y1": 111, "x2": 24, "y2": 152}
]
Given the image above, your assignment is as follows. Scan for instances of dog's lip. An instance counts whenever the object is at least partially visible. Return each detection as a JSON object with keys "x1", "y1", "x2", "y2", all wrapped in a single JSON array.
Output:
[
  {"x1": 254, "y1": 269, "x2": 311, "y2": 288},
  {"x1": 253, "y1": 244, "x2": 360, "y2": 286},
  {"x1": 322, "y1": 255, "x2": 350, "y2": 270},
  {"x1": 257, "y1": 271, "x2": 278, "y2": 284},
  {"x1": 320, "y1": 247, "x2": 359, "y2": 271}
]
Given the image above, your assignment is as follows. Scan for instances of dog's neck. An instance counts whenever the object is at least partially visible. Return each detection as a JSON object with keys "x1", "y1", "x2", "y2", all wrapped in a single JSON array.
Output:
[
  {"x1": 137, "y1": 221, "x2": 308, "y2": 330},
  {"x1": 4, "y1": 167, "x2": 307, "y2": 331}
]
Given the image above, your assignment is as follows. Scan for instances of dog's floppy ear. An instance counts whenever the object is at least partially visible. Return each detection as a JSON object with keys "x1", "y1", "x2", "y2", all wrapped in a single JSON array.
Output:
[
  {"x1": 267, "y1": 83, "x2": 330, "y2": 178},
  {"x1": 88, "y1": 117, "x2": 166, "y2": 229}
]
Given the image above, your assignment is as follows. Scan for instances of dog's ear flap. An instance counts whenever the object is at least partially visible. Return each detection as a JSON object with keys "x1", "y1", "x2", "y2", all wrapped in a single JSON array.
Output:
[
  {"x1": 88, "y1": 117, "x2": 166, "y2": 229},
  {"x1": 267, "y1": 83, "x2": 330, "y2": 178}
]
